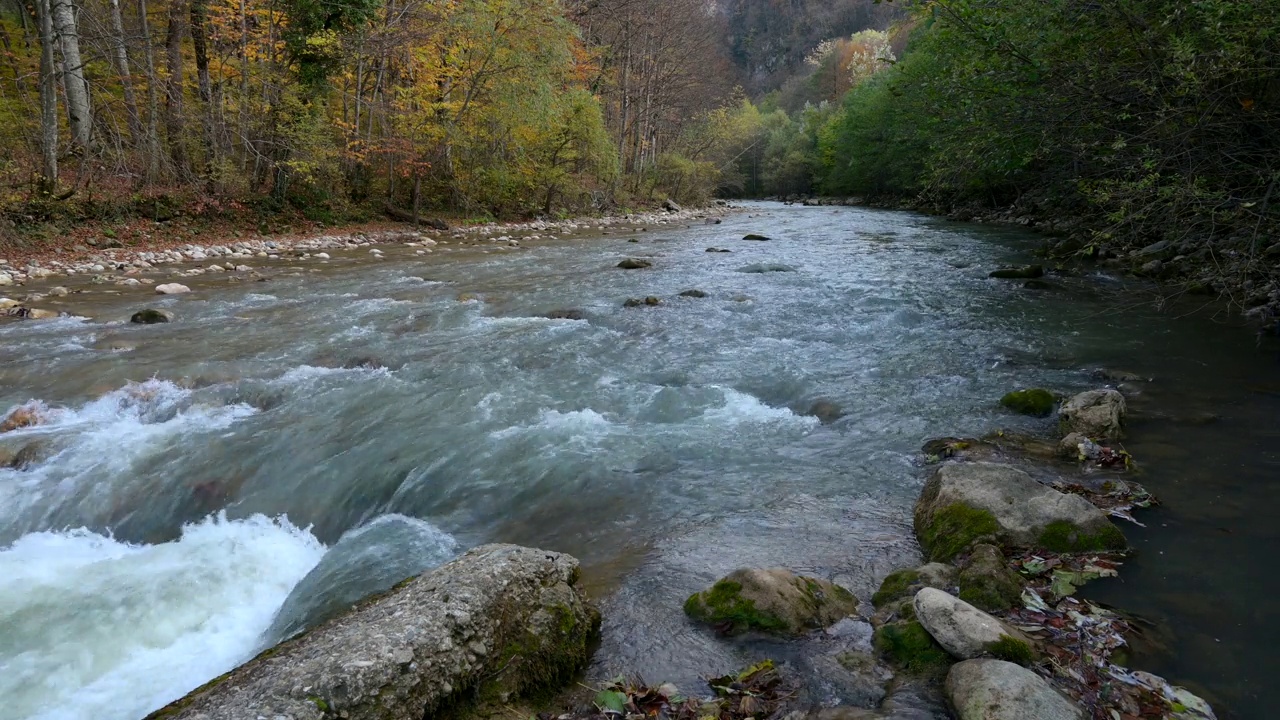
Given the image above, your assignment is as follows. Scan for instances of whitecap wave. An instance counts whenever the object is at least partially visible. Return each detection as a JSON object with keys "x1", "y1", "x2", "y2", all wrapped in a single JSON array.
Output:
[{"x1": 0, "y1": 513, "x2": 325, "y2": 720}]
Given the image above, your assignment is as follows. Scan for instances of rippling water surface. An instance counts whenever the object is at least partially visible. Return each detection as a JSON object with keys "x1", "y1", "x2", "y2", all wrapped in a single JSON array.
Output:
[{"x1": 0, "y1": 203, "x2": 1275, "y2": 719}]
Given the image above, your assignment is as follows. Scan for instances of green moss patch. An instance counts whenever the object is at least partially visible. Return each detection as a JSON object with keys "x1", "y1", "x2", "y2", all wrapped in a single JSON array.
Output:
[
  {"x1": 1000, "y1": 388, "x2": 1057, "y2": 417},
  {"x1": 1037, "y1": 520, "x2": 1127, "y2": 553},
  {"x1": 917, "y1": 503, "x2": 1001, "y2": 562},
  {"x1": 985, "y1": 635, "x2": 1036, "y2": 666},
  {"x1": 683, "y1": 580, "x2": 788, "y2": 634},
  {"x1": 873, "y1": 621, "x2": 952, "y2": 674},
  {"x1": 872, "y1": 569, "x2": 921, "y2": 608}
]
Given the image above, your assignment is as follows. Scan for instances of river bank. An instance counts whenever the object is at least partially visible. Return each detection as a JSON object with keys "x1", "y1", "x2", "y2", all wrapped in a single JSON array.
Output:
[
  {"x1": 770, "y1": 195, "x2": 1280, "y2": 339},
  {"x1": 0, "y1": 202, "x2": 1274, "y2": 719}
]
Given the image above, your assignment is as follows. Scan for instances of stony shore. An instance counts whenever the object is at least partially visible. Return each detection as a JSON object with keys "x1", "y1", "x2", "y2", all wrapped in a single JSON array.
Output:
[{"x1": 0, "y1": 203, "x2": 730, "y2": 311}]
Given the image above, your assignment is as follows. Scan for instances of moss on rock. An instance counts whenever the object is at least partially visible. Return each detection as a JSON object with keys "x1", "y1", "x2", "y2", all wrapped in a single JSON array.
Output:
[
  {"x1": 872, "y1": 569, "x2": 921, "y2": 608},
  {"x1": 999, "y1": 388, "x2": 1057, "y2": 417},
  {"x1": 957, "y1": 544, "x2": 1025, "y2": 612},
  {"x1": 1037, "y1": 520, "x2": 1127, "y2": 553},
  {"x1": 683, "y1": 580, "x2": 789, "y2": 633},
  {"x1": 985, "y1": 635, "x2": 1036, "y2": 666},
  {"x1": 873, "y1": 620, "x2": 952, "y2": 674},
  {"x1": 916, "y1": 502, "x2": 1001, "y2": 562}
]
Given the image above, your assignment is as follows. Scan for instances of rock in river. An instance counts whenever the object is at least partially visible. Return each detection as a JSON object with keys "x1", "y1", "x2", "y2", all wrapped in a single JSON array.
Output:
[
  {"x1": 623, "y1": 297, "x2": 662, "y2": 307},
  {"x1": 545, "y1": 308, "x2": 587, "y2": 320},
  {"x1": 736, "y1": 263, "x2": 796, "y2": 273},
  {"x1": 743, "y1": 233, "x2": 771, "y2": 241},
  {"x1": 946, "y1": 659, "x2": 1083, "y2": 720},
  {"x1": 1059, "y1": 388, "x2": 1126, "y2": 440},
  {"x1": 144, "y1": 544, "x2": 599, "y2": 720},
  {"x1": 913, "y1": 588, "x2": 1030, "y2": 660},
  {"x1": 988, "y1": 265, "x2": 1044, "y2": 279},
  {"x1": 999, "y1": 388, "x2": 1056, "y2": 417},
  {"x1": 956, "y1": 544, "x2": 1025, "y2": 612},
  {"x1": 678, "y1": 289, "x2": 708, "y2": 298},
  {"x1": 617, "y1": 258, "x2": 652, "y2": 269},
  {"x1": 913, "y1": 462, "x2": 1126, "y2": 561},
  {"x1": 155, "y1": 283, "x2": 191, "y2": 295},
  {"x1": 131, "y1": 308, "x2": 174, "y2": 324},
  {"x1": 684, "y1": 568, "x2": 858, "y2": 635}
]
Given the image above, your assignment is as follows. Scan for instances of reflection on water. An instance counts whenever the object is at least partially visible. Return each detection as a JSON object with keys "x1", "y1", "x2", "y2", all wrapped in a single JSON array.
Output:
[{"x1": 0, "y1": 202, "x2": 1275, "y2": 719}]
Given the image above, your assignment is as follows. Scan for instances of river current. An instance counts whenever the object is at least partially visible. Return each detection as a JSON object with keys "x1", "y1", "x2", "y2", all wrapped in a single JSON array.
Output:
[{"x1": 0, "y1": 203, "x2": 1275, "y2": 720}]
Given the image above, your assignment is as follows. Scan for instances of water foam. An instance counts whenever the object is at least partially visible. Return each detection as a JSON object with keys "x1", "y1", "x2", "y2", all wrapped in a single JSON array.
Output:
[
  {"x1": 700, "y1": 387, "x2": 817, "y2": 426},
  {"x1": 0, "y1": 513, "x2": 325, "y2": 720}
]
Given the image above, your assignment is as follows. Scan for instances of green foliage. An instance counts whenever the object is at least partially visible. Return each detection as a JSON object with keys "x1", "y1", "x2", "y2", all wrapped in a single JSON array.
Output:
[
  {"x1": 985, "y1": 635, "x2": 1036, "y2": 666},
  {"x1": 874, "y1": 621, "x2": 951, "y2": 674},
  {"x1": 683, "y1": 580, "x2": 789, "y2": 634},
  {"x1": 872, "y1": 569, "x2": 920, "y2": 608},
  {"x1": 999, "y1": 389, "x2": 1057, "y2": 417},
  {"x1": 917, "y1": 503, "x2": 1001, "y2": 562},
  {"x1": 1037, "y1": 520, "x2": 1127, "y2": 554}
]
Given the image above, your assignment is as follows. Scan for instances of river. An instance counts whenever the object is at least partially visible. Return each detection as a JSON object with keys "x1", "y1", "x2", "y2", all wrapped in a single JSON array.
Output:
[{"x1": 0, "y1": 203, "x2": 1275, "y2": 720}]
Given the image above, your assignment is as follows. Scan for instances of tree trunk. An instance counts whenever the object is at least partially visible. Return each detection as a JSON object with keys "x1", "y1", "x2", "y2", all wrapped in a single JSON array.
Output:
[
  {"x1": 164, "y1": 0, "x2": 189, "y2": 176},
  {"x1": 138, "y1": 0, "x2": 161, "y2": 182},
  {"x1": 50, "y1": 0, "x2": 92, "y2": 148},
  {"x1": 190, "y1": 0, "x2": 216, "y2": 184},
  {"x1": 35, "y1": 0, "x2": 59, "y2": 191},
  {"x1": 108, "y1": 0, "x2": 143, "y2": 144}
]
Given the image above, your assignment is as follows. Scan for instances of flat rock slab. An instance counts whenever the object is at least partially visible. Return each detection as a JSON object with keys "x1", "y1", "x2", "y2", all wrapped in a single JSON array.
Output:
[
  {"x1": 145, "y1": 544, "x2": 599, "y2": 720},
  {"x1": 913, "y1": 588, "x2": 1024, "y2": 659},
  {"x1": 913, "y1": 462, "x2": 1125, "y2": 560},
  {"x1": 946, "y1": 659, "x2": 1084, "y2": 720}
]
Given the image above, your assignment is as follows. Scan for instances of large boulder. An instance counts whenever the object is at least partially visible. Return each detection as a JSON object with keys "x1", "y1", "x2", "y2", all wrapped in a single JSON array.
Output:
[
  {"x1": 913, "y1": 462, "x2": 1125, "y2": 561},
  {"x1": 946, "y1": 659, "x2": 1084, "y2": 720},
  {"x1": 913, "y1": 588, "x2": 1029, "y2": 661},
  {"x1": 1059, "y1": 389, "x2": 1126, "y2": 440},
  {"x1": 144, "y1": 544, "x2": 599, "y2": 720},
  {"x1": 998, "y1": 388, "x2": 1056, "y2": 417},
  {"x1": 684, "y1": 568, "x2": 858, "y2": 635}
]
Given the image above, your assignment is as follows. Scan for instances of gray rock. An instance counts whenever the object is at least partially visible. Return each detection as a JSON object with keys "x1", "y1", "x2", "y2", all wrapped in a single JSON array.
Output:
[
  {"x1": 913, "y1": 588, "x2": 1026, "y2": 659},
  {"x1": 946, "y1": 659, "x2": 1083, "y2": 720},
  {"x1": 1060, "y1": 388, "x2": 1126, "y2": 439},
  {"x1": 684, "y1": 568, "x2": 858, "y2": 635},
  {"x1": 155, "y1": 283, "x2": 191, "y2": 295},
  {"x1": 131, "y1": 308, "x2": 174, "y2": 324},
  {"x1": 145, "y1": 544, "x2": 599, "y2": 720},
  {"x1": 736, "y1": 263, "x2": 796, "y2": 273},
  {"x1": 662, "y1": 198, "x2": 682, "y2": 212},
  {"x1": 913, "y1": 462, "x2": 1125, "y2": 560},
  {"x1": 616, "y1": 258, "x2": 652, "y2": 269},
  {"x1": 1136, "y1": 239, "x2": 1172, "y2": 257},
  {"x1": 678, "y1": 289, "x2": 708, "y2": 298}
]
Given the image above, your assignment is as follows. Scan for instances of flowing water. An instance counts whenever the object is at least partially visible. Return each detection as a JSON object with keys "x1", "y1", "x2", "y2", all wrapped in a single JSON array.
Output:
[{"x1": 0, "y1": 203, "x2": 1275, "y2": 720}]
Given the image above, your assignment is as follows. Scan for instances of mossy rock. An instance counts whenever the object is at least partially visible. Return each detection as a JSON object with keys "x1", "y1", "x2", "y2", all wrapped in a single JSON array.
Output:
[
  {"x1": 914, "y1": 502, "x2": 1001, "y2": 563},
  {"x1": 684, "y1": 568, "x2": 857, "y2": 635},
  {"x1": 956, "y1": 544, "x2": 1025, "y2": 612},
  {"x1": 873, "y1": 620, "x2": 952, "y2": 675},
  {"x1": 999, "y1": 388, "x2": 1057, "y2": 417},
  {"x1": 872, "y1": 570, "x2": 921, "y2": 608},
  {"x1": 1037, "y1": 520, "x2": 1127, "y2": 553}
]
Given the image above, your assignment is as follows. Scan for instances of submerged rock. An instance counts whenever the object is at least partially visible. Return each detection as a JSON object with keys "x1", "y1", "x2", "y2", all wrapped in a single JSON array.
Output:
[
  {"x1": 684, "y1": 568, "x2": 858, "y2": 635},
  {"x1": 545, "y1": 308, "x2": 587, "y2": 320},
  {"x1": 736, "y1": 263, "x2": 796, "y2": 273},
  {"x1": 988, "y1": 265, "x2": 1044, "y2": 279},
  {"x1": 705, "y1": 247, "x2": 732, "y2": 253},
  {"x1": 617, "y1": 258, "x2": 653, "y2": 269},
  {"x1": 805, "y1": 399, "x2": 845, "y2": 424},
  {"x1": 623, "y1": 297, "x2": 662, "y2": 307},
  {"x1": 131, "y1": 308, "x2": 174, "y2": 324},
  {"x1": 913, "y1": 588, "x2": 1030, "y2": 660},
  {"x1": 913, "y1": 462, "x2": 1126, "y2": 561},
  {"x1": 145, "y1": 544, "x2": 599, "y2": 720},
  {"x1": 743, "y1": 234, "x2": 771, "y2": 241},
  {"x1": 945, "y1": 659, "x2": 1083, "y2": 720},
  {"x1": 678, "y1": 289, "x2": 708, "y2": 298},
  {"x1": 1060, "y1": 388, "x2": 1126, "y2": 440},
  {"x1": 999, "y1": 388, "x2": 1056, "y2": 417},
  {"x1": 956, "y1": 544, "x2": 1024, "y2": 612}
]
